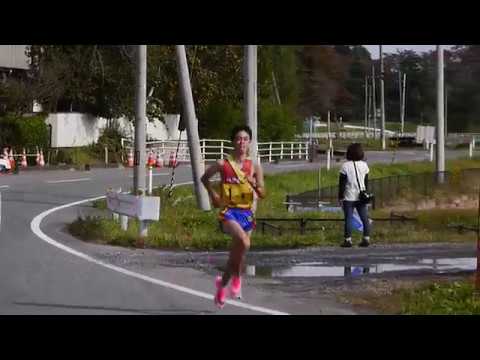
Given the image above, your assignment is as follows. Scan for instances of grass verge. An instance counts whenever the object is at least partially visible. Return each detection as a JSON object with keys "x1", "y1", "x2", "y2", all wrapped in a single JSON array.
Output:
[
  {"x1": 68, "y1": 158, "x2": 480, "y2": 250},
  {"x1": 356, "y1": 277, "x2": 480, "y2": 315}
]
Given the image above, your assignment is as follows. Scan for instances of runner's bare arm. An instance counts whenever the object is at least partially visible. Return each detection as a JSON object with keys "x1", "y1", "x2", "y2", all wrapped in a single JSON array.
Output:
[
  {"x1": 251, "y1": 163, "x2": 266, "y2": 199},
  {"x1": 201, "y1": 160, "x2": 224, "y2": 207}
]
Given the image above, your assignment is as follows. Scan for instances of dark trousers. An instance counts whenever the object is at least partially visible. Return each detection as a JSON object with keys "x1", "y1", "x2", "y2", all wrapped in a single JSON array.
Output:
[{"x1": 342, "y1": 201, "x2": 370, "y2": 239}]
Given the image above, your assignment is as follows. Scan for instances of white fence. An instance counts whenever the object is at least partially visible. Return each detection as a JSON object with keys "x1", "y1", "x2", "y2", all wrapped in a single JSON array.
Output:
[{"x1": 121, "y1": 138, "x2": 309, "y2": 163}]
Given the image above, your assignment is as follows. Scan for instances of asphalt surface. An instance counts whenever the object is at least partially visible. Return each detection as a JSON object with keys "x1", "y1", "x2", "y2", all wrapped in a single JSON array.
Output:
[{"x1": 0, "y1": 149, "x2": 476, "y2": 315}]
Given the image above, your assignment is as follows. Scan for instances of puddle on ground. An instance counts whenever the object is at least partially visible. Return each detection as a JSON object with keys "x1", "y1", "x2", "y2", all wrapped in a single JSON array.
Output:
[{"x1": 235, "y1": 258, "x2": 478, "y2": 278}]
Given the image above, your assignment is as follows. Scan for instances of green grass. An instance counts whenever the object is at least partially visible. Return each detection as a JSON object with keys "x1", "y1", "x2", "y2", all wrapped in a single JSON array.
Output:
[
  {"x1": 398, "y1": 280, "x2": 480, "y2": 315},
  {"x1": 349, "y1": 278, "x2": 480, "y2": 314},
  {"x1": 315, "y1": 121, "x2": 417, "y2": 133},
  {"x1": 49, "y1": 145, "x2": 124, "y2": 167},
  {"x1": 68, "y1": 158, "x2": 480, "y2": 250},
  {"x1": 339, "y1": 121, "x2": 417, "y2": 133}
]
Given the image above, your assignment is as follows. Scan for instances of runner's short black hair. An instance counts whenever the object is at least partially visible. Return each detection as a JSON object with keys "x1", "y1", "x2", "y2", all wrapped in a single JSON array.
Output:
[
  {"x1": 346, "y1": 143, "x2": 365, "y2": 161},
  {"x1": 230, "y1": 125, "x2": 253, "y2": 142}
]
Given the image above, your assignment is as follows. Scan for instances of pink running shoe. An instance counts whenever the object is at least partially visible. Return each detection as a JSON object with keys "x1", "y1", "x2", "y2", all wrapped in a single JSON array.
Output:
[
  {"x1": 214, "y1": 276, "x2": 226, "y2": 309},
  {"x1": 230, "y1": 276, "x2": 242, "y2": 299}
]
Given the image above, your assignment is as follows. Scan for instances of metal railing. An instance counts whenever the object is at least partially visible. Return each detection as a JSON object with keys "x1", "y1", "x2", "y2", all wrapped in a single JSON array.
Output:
[
  {"x1": 287, "y1": 168, "x2": 480, "y2": 210},
  {"x1": 121, "y1": 138, "x2": 309, "y2": 163}
]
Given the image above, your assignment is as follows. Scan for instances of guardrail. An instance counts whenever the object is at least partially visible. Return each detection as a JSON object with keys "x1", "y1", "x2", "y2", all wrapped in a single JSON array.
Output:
[
  {"x1": 287, "y1": 168, "x2": 480, "y2": 211},
  {"x1": 121, "y1": 138, "x2": 309, "y2": 163}
]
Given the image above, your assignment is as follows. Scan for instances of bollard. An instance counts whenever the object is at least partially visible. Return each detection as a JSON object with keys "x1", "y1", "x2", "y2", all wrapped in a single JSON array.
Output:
[
  {"x1": 246, "y1": 265, "x2": 256, "y2": 276},
  {"x1": 139, "y1": 220, "x2": 148, "y2": 237},
  {"x1": 470, "y1": 140, "x2": 473, "y2": 158},
  {"x1": 105, "y1": 146, "x2": 108, "y2": 167},
  {"x1": 120, "y1": 215, "x2": 128, "y2": 231},
  {"x1": 111, "y1": 188, "x2": 122, "y2": 221},
  {"x1": 326, "y1": 148, "x2": 331, "y2": 170},
  {"x1": 148, "y1": 166, "x2": 153, "y2": 195},
  {"x1": 429, "y1": 143, "x2": 434, "y2": 162}
]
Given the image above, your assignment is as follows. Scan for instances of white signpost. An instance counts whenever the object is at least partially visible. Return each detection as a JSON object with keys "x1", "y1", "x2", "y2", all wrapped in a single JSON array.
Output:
[{"x1": 106, "y1": 190, "x2": 160, "y2": 235}]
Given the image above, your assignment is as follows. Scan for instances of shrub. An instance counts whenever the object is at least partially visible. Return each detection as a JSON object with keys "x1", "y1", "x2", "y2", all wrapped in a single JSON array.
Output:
[
  {"x1": 0, "y1": 113, "x2": 49, "y2": 150},
  {"x1": 258, "y1": 101, "x2": 299, "y2": 142},
  {"x1": 199, "y1": 101, "x2": 243, "y2": 139}
]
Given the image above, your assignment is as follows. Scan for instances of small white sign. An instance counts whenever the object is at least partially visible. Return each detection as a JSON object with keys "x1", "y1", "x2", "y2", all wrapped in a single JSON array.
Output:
[{"x1": 106, "y1": 191, "x2": 160, "y2": 221}]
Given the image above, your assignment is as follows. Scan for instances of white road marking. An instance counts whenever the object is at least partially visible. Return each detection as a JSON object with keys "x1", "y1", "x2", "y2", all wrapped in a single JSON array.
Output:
[
  {"x1": 46, "y1": 178, "x2": 91, "y2": 184},
  {"x1": 30, "y1": 189, "x2": 288, "y2": 315},
  {"x1": 128, "y1": 174, "x2": 169, "y2": 178},
  {"x1": 276, "y1": 163, "x2": 310, "y2": 168}
]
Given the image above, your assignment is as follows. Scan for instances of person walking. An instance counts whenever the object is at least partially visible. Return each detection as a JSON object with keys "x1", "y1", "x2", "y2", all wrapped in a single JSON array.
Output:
[{"x1": 338, "y1": 143, "x2": 371, "y2": 248}]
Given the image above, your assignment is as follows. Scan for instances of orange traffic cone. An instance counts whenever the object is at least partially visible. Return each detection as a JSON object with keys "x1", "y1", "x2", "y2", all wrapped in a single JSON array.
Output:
[
  {"x1": 9, "y1": 149, "x2": 15, "y2": 170},
  {"x1": 36, "y1": 147, "x2": 40, "y2": 165},
  {"x1": 21, "y1": 148, "x2": 28, "y2": 167},
  {"x1": 39, "y1": 149, "x2": 45, "y2": 167},
  {"x1": 155, "y1": 151, "x2": 163, "y2": 168},
  {"x1": 147, "y1": 150, "x2": 156, "y2": 167},
  {"x1": 127, "y1": 149, "x2": 134, "y2": 167},
  {"x1": 169, "y1": 152, "x2": 177, "y2": 168}
]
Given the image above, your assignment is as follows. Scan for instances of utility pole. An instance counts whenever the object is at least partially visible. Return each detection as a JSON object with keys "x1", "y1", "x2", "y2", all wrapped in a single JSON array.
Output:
[
  {"x1": 379, "y1": 45, "x2": 386, "y2": 149},
  {"x1": 175, "y1": 45, "x2": 211, "y2": 211},
  {"x1": 402, "y1": 73, "x2": 406, "y2": 134},
  {"x1": 445, "y1": 87, "x2": 448, "y2": 138},
  {"x1": 327, "y1": 110, "x2": 331, "y2": 140},
  {"x1": 436, "y1": 45, "x2": 445, "y2": 183},
  {"x1": 244, "y1": 45, "x2": 258, "y2": 162},
  {"x1": 272, "y1": 70, "x2": 281, "y2": 105},
  {"x1": 367, "y1": 77, "x2": 372, "y2": 134},
  {"x1": 134, "y1": 45, "x2": 147, "y2": 195},
  {"x1": 364, "y1": 75, "x2": 368, "y2": 138},
  {"x1": 372, "y1": 64, "x2": 377, "y2": 140},
  {"x1": 399, "y1": 70, "x2": 402, "y2": 132}
]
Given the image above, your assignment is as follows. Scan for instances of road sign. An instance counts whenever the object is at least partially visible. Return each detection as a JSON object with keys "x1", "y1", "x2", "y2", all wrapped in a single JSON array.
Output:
[{"x1": 106, "y1": 190, "x2": 160, "y2": 221}]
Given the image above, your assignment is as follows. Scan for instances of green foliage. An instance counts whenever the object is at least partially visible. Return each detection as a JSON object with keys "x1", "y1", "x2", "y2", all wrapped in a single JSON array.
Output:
[
  {"x1": 399, "y1": 280, "x2": 480, "y2": 315},
  {"x1": 69, "y1": 158, "x2": 480, "y2": 250},
  {"x1": 0, "y1": 114, "x2": 49, "y2": 150},
  {"x1": 258, "y1": 101, "x2": 299, "y2": 141},
  {"x1": 93, "y1": 121, "x2": 126, "y2": 163},
  {"x1": 52, "y1": 147, "x2": 98, "y2": 166},
  {"x1": 199, "y1": 101, "x2": 243, "y2": 139}
]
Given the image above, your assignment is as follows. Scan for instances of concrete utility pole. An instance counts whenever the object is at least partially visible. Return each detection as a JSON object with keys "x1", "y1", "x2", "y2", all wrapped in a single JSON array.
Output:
[
  {"x1": 402, "y1": 73, "x2": 406, "y2": 134},
  {"x1": 244, "y1": 45, "x2": 258, "y2": 162},
  {"x1": 327, "y1": 110, "x2": 331, "y2": 140},
  {"x1": 399, "y1": 70, "x2": 406, "y2": 134},
  {"x1": 436, "y1": 45, "x2": 445, "y2": 182},
  {"x1": 372, "y1": 64, "x2": 377, "y2": 140},
  {"x1": 445, "y1": 87, "x2": 448, "y2": 137},
  {"x1": 272, "y1": 70, "x2": 281, "y2": 105},
  {"x1": 367, "y1": 77, "x2": 372, "y2": 133},
  {"x1": 134, "y1": 45, "x2": 147, "y2": 195},
  {"x1": 379, "y1": 45, "x2": 386, "y2": 149},
  {"x1": 175, "y1": 45, "x2": 211, "y2": 211},
  {"x1": 364, "y1": 75, "x2": 368, "y2": 138}
]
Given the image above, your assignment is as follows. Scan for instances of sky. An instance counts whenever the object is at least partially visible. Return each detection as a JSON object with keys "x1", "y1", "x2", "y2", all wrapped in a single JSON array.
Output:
[{"x1": 364, "y1": 45, "x2": 453, "y2": 59}]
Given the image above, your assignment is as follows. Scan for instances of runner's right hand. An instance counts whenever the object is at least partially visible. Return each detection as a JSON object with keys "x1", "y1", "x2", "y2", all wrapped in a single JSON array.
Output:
[{"x1": 211, "y1": 193, "x2": 223, "y2": 208}]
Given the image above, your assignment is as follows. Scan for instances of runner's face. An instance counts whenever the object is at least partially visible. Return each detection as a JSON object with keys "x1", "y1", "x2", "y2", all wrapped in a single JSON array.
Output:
[{"x1": 234, "y1": 131, "x2": 250, "y2": 155}]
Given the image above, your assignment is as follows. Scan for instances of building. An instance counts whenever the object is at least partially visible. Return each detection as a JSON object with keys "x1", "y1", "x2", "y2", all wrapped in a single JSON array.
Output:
[
  {"x1": 0, "y1": 45, "x2": 30, "y2": 114},
  {"x1": 0, "y1": 45, "x2": 29, "y2": 78}
]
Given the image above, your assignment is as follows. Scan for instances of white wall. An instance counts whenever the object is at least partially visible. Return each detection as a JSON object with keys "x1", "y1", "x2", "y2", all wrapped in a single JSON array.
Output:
[
  {"x1": 45, "y1": 113, "x2": 183, "y2": 148},
  {"x1": 0, "y1": 45, "x2": 29, "y2": 70}
]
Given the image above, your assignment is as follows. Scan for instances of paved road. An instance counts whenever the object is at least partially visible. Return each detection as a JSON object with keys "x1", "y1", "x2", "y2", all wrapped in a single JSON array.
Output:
[{"x1": 0, "y1": 149, "x2": 475, "y2": 315}]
